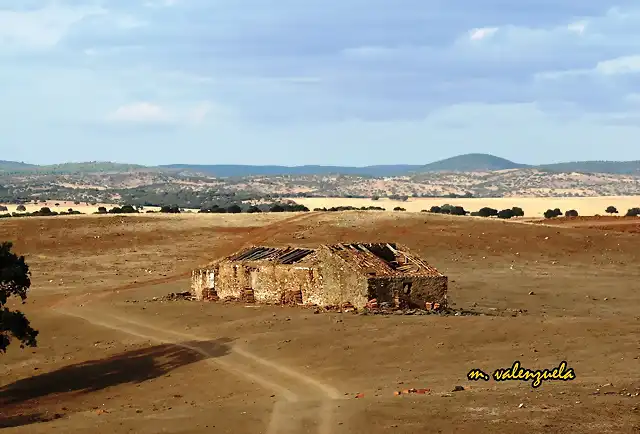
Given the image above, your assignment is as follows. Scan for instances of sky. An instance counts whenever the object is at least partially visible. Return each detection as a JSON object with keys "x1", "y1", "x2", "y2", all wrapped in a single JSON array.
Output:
[{"x1": 2, "y1": 1, "x2": 640, "y2": 166}]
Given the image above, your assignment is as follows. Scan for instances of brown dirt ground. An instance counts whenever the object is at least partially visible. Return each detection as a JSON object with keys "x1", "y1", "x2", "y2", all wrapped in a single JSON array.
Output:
[{"x1": 1, "y1": 212, "x2": 639, "y2": 433}]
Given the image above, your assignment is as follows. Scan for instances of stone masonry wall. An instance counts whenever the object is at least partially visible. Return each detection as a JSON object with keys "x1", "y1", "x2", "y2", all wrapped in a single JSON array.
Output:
[
  {"x1": 191, "y1": 268, "x2": 216, "y2": 301},
  {"x1": 215, "y1": 262, "x2": 250, "y2": 300},
  {"x1": 367, "y1": 275, "x2": 447, "y2": 308},
  {"x1": 315, "y1": 250, "x2": 369, "y2": 308}
]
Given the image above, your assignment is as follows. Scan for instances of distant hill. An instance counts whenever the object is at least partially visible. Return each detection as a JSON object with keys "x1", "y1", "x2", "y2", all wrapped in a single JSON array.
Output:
[
  {"x1": 42, "y1": 162, "x2": 152, "y2": 174},
  {"x1": 0, "y1": 160, "x2": 37, "y2": 171},
  {"x1": 420, "y1": 153, "x2": 528, "y2": 172},
  {"x1": 538, "y1": 160, "x2": 640, "y2": 175},
  {"x1": 160, "y1": 164, "x2": 424, "y2": 177},
  {"x1": 1, "y1": 154, "x2": 640, "y2": 176},
  {"x1": 0, "y1": 161, "x2": 153, "y2": 174}
]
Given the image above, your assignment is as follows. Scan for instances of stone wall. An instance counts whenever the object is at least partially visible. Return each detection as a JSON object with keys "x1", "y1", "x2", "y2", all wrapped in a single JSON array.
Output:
[
  {"x1": 315, "y1": 249, "x2": 369, "y2": 308},
  {"x1": 215, "y1": 263, "x2": 250, "y2": 300},
  {"x1": 191, "y1": 268, "x2": 216, "y2": 300},
  {"x1": 367, "y1": 275, "x2": 447, "y2": 308}
]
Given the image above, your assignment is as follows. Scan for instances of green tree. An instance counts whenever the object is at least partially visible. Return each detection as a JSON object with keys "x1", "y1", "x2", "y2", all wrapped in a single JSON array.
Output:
[
  {"x1": 0, "y1": 242, "x2": 38, "y2": 353},
  {"x1": 565, "y1": 209, "x2": 579, "y2": 217},
  {"x1": 605, "y1": 206, "x2": 618, "y2": 214},
  {"x1": 497, "y1": 209, "x2": 515, "y2": 219},
  {"x1": 511, "y1": 207, "x2": 524, "y2": 217},
  {"x1": 626, "y1": 207, "x2": 640, "y2": 217},
  {"x1": 477, "y1": 207, "x2": 498, "y2": 218}
]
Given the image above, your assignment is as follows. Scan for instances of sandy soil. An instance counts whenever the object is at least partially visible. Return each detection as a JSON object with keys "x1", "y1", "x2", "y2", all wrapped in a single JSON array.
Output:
[
  {"x1": 289, "y1": 196, "x2": 640, "y2": 217},
  {"x1": 0, "y1": 212, "x2": 639, "y2": 433}
]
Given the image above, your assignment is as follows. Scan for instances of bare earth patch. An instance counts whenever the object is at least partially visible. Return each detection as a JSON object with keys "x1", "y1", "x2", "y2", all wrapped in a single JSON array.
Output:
[{"x1": 0, "y1": 212, "x2": 639, "y2": 433}]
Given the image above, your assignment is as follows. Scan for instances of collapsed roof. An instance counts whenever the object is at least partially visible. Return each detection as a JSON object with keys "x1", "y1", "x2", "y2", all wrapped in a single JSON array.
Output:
[
  {"x1": 223, "y1": 243, "x2": 442, "y2": 277},
  {"x1": 325, "y1": 243, "x2": 443, "y2": 277}
]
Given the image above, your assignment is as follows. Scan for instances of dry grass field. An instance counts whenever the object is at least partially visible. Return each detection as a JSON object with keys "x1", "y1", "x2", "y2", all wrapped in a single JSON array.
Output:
[
  {"x1": 1, "y1": 211, "x2": 639, "y2": 433},
  {"x1": 290, "y1": 196, "x2": 640, "y2": 217}
]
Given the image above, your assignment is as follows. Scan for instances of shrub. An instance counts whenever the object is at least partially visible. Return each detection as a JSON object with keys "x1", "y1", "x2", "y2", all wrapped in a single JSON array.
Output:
[
  {"x1": 393, "y1": 207, "x2": 406, "y2": 211},
  {"x1": 0, "y1": 206, "x2": 7, "y2": 212},
  {"x1": 565, "y1": 209, "x2": 579, "y2": 217},
  {"x1": 97, "y1": 206, "x2": 107, "y2": 214},
  {"x1": 120, "y1": 205, "x2": 138, "y2": 213},
  {"x1": 543, "y1": 209, "x2": 557, "y2": 219},
  {"x1": 108, "y1": 207, "x2": 122, "y2": 214},
  {"x1": 16, "y1": 205, "x2": 26, "y2": 212},
  {"x1": 429, "y1": 206, "x2": 441, "y2": 213},
  {"x1": 553, "y1": 208, "x2": 562, "y2": 217},
  {"x1": 371, "y1": 196, "x2": 380, "y2": 201},
  {"x1": 606, "y1": 206, "x2": 618, "y2": 214},
  {"x1": 226, "y1": 204, "x2": 242, "y2": 214},
  {"x1": 246, "y1": 206, "x2": 262, "y2": 213}
]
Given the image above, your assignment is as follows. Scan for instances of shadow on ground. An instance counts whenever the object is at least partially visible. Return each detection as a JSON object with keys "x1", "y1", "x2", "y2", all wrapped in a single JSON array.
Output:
[{"x1": 0, "y1": 338, "x2": 232, "y2": 429}]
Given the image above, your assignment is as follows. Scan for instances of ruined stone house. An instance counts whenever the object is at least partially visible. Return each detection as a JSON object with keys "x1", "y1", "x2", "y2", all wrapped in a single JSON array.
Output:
[{"x1": 191, "y1": 243, "x2": 447, "y2": 309}]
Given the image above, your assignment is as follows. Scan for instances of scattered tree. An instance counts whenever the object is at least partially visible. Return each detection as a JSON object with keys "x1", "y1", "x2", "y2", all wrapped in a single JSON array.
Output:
[
  {"x1": 16, "y1": 205, "x2": 26, "y2": 212},
  {"x1": 429, "y1": 205, "x2": 442, "y2": 213},
  {"x1": 270, "y1": 204, "x2": 285, "y2": 212},
  {"x1": 511, "y1": 207, "x2": 524, "y2": 217},
  {"x1": 477, "y1": 207, "x2": 498, "y2": 218},
  {"x1": 0, "y1": 206, "x2": 7, "y2": 212},
  {"x1": 497, "y1": 209, "x2": 515, "y2": 219},
  {"x1": 626, "y1": 207, "x2": 640, "y2": 217},
  {"x1": 565, "y1": 209, "x2": 579, "y2": 217},
  {"x1": 246, "y1": 206, "x2": 262, "y2": 213},
  {"x1": 393, "y1": 206, "x2": 406, "y2": 211},
  {"x1": 606, "y1": 206, "x2": 618, "y2": 214},
  {"x1": 449, "y1": 206, "x2": 467, "y2": 216},
  {"x1": 226, "y1": 204, "x2": 242, "y2": 214},
  {"x1": 0, "y1": 242, "x2": 38, "y2": 353},
  {"x1": 97, "y1": 206, "x2": 107, "y2": 214},
  {"x1": 543, "y1": 208, "x2": 563, "y2": 219},
  {"x1": 371, "y1": 196, "x2": 380, "y2": 201},
  {"x1": 160, "y1": 205, "x2": 180, "y2": 213}
]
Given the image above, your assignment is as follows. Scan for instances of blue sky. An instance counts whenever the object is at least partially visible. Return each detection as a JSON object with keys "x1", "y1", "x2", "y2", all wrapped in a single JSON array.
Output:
[{"x1": 2, "y1": 1, "x2": 640, "y2": 166}]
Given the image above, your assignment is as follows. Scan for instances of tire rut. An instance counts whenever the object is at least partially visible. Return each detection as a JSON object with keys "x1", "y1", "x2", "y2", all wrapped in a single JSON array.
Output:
[{"x1": 55, "y1": 303, "x2": 341, "y2": 434}]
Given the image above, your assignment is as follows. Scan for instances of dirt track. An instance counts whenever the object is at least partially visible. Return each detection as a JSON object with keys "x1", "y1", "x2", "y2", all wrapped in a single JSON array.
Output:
[{"x1": 1, "y1": 212, "x2": 639, "y2": 433}]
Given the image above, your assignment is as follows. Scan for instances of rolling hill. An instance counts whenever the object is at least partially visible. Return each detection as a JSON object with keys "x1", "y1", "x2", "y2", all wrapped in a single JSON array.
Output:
[
  {"x1": 1, "y1": 154, "x2": 639, "y2": 176},
  {"x1": 420, "y1": 153, "x2": 527, "y2": 172}
]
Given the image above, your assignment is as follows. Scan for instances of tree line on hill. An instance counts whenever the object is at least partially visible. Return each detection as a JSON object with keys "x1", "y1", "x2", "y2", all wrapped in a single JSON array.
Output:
[
  {"x1": 421, "y1": 204, "x2": 640, "y2": 219},
  {"x1": 423, "y1": 204, "x2": 525, "y2": 219}
]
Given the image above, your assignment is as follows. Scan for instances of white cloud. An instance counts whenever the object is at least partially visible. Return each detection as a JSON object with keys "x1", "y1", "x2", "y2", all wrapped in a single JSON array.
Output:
[
  {"x1": 106, "y1": 102, "x2": 171, "y2": 123},
  {"x1": 567, "y1": 20, "x2": 588, "y2": 34},
  {"x1": 595, "y1": 55, "x2": 640, "y2": 75},
  {"x1": 106, "y1": 101, "x2": 230, "y2": 126},
  {"x1": 0, "y1": 4, "x2": 106, "y2": 49},
  {"x1": 468, "y1": 27, "x2": 498, "y2": 41}
]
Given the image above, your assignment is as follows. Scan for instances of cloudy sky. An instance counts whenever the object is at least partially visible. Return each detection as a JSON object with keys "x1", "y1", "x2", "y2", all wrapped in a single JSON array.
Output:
[{"x1": 2, "y1": 1, "x2": 640, "y2": 165}]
